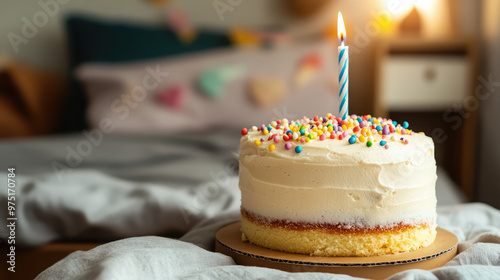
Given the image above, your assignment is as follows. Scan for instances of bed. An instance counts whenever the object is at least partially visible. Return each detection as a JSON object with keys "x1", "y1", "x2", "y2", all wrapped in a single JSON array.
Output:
[{"x1": 1, "y1": 129, "x2": 499, "y2": 279}]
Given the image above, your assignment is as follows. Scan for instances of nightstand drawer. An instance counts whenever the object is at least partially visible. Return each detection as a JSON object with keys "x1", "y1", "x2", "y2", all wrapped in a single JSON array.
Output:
[{"x1": 381, "y1": 55, "x2": 469, "y2": 110}]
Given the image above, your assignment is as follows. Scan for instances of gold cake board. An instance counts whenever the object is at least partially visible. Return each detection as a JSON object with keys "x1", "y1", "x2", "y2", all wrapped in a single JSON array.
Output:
[{"x1": 215, "y1": 222, "x2": 458, "y2": 279}]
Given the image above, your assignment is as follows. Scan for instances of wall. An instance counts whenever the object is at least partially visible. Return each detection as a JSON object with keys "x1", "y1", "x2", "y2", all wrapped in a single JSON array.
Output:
[{"x1": 478, "y1": 0, "x2": 500, "y2": 208}]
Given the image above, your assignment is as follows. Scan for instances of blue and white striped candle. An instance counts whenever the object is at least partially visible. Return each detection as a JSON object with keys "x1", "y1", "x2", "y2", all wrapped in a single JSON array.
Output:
[{"x1": 337, "y1": 12, "x2": 349, "y2": 120}]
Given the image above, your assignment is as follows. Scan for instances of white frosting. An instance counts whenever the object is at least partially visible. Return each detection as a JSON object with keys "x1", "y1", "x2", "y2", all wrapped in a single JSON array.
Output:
[{"x1": 239, "y1": 130, "x2": 437, "y2": 228}]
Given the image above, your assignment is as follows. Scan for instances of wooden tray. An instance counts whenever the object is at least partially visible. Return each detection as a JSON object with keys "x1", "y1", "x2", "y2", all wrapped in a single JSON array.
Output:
[{"x1": 215, "y1": 222, "x2": 458, "y2": 279}]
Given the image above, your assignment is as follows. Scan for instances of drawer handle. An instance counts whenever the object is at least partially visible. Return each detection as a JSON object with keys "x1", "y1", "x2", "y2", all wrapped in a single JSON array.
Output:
[{"x1": 424, "y1": 67, "x2": 437, "y2": 82}]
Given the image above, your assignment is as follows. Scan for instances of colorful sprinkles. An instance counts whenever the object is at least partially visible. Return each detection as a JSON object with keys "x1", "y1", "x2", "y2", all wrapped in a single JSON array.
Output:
[
  {"x1": 242, "y1": 114, "x2": 418, "y2": 155},
  {"x1": 295, "y1": 145, "x2": 303, "y2": 153}
]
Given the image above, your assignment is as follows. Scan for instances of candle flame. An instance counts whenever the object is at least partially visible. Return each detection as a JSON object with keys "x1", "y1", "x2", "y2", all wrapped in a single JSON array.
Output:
[{"x1": 337, "y1": 12, "x2": 346, "y2": 46}]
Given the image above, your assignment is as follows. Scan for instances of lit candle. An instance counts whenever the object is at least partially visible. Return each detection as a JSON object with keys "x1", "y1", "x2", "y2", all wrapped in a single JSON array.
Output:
[{"x1": 337, "y1": 12, "x2": 349, "y2": 120}]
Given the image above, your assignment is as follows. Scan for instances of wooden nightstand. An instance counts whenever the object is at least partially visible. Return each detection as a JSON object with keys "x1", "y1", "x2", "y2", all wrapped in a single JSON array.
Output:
[{"x1": 374, "y1": 37, "x2": 479, "y2": 201}]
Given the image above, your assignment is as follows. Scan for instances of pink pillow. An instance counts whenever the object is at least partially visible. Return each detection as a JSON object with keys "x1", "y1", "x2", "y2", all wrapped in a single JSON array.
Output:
[{"x1": 76, "y1": 41, "x2": 339, "y2": 134}]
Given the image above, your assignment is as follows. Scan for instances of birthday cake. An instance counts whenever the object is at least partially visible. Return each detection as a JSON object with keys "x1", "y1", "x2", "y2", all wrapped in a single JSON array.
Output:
[{"x1": 239, "y1": 114, "x2": 437, "y2": 257}]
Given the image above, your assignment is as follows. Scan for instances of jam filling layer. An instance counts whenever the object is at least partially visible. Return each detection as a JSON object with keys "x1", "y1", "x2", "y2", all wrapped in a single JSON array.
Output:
[{"x1": 241, "y1": 208, "x2": 431, "y2": 235}]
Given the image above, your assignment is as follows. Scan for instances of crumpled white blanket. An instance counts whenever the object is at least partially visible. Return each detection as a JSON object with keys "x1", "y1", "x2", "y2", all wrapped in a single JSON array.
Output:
[
  {"x1": 35, "y1": 203, "x2": 500, "y2": 280},
  {"x1": 0, "y1": 170, "x2": 241, "y2": 247}
]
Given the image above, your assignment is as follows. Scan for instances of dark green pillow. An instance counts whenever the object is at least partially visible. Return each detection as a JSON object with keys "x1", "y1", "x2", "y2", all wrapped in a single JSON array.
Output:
[{"x1": 61, "y1": 14, "x2": 231, "y2": 132}]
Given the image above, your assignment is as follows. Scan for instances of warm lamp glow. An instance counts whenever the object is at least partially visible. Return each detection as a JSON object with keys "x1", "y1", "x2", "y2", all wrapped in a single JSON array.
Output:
[
  {"x1": 386, "y1": 0, "x2": 436, "y2": 18},
  {"x1": 414, "y1": 0, "x2": 435, "y2": 12},
  {"x1": 337, "y1": 12, "x2": 346, "y2": 46}
]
